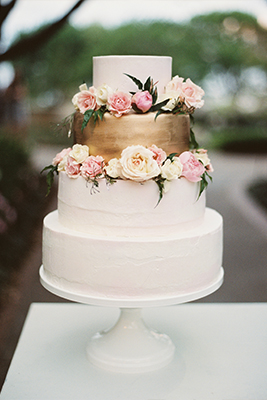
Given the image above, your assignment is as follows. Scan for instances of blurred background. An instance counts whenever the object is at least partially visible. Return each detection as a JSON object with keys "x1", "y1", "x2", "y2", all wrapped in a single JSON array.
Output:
[{"x1": 0, "y1": 0, "x2": 267, "y2": 389}]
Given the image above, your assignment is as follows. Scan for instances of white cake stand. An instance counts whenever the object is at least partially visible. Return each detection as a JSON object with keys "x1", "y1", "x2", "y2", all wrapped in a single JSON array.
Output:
[{"x1": 39, "y1": 266, "x2": 224, "y2": 373}]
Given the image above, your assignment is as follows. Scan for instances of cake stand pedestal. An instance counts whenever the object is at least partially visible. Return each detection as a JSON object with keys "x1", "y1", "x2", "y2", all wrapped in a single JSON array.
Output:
[{"x1": 39, "y1": 266, "x2": 224, "y2": 373}]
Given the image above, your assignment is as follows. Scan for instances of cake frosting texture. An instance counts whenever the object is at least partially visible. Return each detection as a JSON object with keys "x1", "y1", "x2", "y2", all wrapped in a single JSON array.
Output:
[{"x1": 41, "y1": 55, "x2": 223, "y2": 301}]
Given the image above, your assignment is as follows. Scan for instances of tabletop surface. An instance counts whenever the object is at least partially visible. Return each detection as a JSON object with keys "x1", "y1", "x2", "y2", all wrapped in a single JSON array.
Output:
[{"x1": 0, "y1": 302, "x2": 267, "y2": 400}]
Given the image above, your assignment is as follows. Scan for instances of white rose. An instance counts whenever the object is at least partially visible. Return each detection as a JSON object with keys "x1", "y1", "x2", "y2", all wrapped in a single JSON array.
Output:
[
  {"x1": 194, "y1": 149, "x2": 213, "y2": 172},
  {"x1": 194, "y1": 149, "x2": 210, "y2": 166},
  {"x1": 72, "y1": 92, "x2": 79, "y2": 110},
  {"x1": 96, "y1": 84, "x2": 113, "y2": 106},
  {"x1": 161, "y1": 157, "x2": 183, "y2": 180},
  {"x1": 157, "y1": 91, "x2": 181, "y2": 111},
  {"x1": 105, "y1": 158, "x2": 121, "y2": 178},
  {"x1": 119, "y1": 145, "x2": 161, "y2": 182},
  {"x1": 69, "y1": 144, "x2": 89, "y2": 164}
]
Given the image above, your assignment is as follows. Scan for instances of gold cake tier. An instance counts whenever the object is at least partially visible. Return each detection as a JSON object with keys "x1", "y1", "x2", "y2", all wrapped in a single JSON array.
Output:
[{"x1": 73, "y1": 111, "x2": 190, "y2": 161}]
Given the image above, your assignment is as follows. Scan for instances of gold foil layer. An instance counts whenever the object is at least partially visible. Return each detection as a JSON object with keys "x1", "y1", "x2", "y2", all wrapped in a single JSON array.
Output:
[{"x1": 73, "y1": 111, "x2": 190, "y2": 161}]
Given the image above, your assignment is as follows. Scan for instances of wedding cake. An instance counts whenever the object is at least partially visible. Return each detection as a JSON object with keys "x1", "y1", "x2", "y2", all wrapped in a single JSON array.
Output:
[{"x1": 41, "y1": 56, "x2": 223, "y2": 301}]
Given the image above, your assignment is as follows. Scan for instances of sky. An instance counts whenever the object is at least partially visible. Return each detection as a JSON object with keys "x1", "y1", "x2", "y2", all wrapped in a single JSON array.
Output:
[
  {"x1": 2, "y1": 0, "x2": 267, "y2": 46},
  {"x1": 1, "y1": 0, "x2": 267, "y2": 87}
]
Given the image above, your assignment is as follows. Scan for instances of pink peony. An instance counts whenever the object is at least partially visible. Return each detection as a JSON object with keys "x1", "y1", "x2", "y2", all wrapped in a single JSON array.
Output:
[
  {"x1": 181, "y1": 79, "x2": 204, "y2": 109},
  {"x1": 65, "y1": 156, "x2": 81, "y2": 178},
  {"x1": 80, "y1": 155, "x2": 105, "y2": 179},
  {"x1": 148, "y1": 144, "x2": 167, "y2": 165},
  {"x1": 131, "y1": 91, "x2": 153, "y2": 113},
  {"x1": 52, "y1": 147, "x2": 72, "y2": 166},
  {"x1": 179, "y1": 151, "x2": 205, "y2": 182},
  {"x1": 76, "y1": 88, "x2": 99, "y2": 114},
  {"x1": 107, "y1": 91, "x2": 132, "y2": 117}
]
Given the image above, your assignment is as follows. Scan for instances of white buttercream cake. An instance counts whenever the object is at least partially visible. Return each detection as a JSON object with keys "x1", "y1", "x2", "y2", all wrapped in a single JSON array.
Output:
[{"x1": 41, "y1": 55, "x2": 223, "y2": 300}]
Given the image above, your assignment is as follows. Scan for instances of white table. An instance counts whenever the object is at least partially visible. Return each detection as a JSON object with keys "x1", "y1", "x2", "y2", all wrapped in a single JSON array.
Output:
[{"x1": 1, "y1": 303, "x2": 267, "y2": 399}]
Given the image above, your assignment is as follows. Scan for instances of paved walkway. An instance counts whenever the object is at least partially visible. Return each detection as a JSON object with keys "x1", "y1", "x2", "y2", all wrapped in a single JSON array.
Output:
[{"x1": 0, "y1": 145, "x2": 267, "y2": 388}]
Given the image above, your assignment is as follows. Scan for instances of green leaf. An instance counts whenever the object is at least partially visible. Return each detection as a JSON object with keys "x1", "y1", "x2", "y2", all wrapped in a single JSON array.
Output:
[
  {"x1": 151, "y1": 98, "x2": 170, "y2": 113},
  {"x1": 166, "y1": 152, "x2": 179, "y2": 162},
  {"x1": 81, "y1": 109, "x2": 95, "y2": 132},
  {"x1": 153, "y1": 176, "x2": 166, "y2": 207},
  {"x1": 144, "y1": 76, "x2": 151, "y2": 92},
  {"x1": 124, "y1": 73, "x2": 143, "y2": 90},
  {"x1": 41, "y1": 164, "x2": 58, "y2": 196},
  {"x1": 189, "y1": 129, "x2": 199, "y2": 150},
  {"x1": 197, "y1": 171, "x2": 212, "y2": 199},
  {"x1": 154, "y1": 109, "x2": 166, "y2": 120}
]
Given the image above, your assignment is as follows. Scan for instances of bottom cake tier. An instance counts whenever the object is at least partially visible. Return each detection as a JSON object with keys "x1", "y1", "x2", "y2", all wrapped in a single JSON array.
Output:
[{"x1": 42, "y1": 208, "x2": 223, "y2": 300}]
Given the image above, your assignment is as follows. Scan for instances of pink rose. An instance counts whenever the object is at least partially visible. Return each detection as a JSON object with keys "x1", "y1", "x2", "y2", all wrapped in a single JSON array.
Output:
[
  {"x1": 52, "y1": 147, "x2": 72, "y2": 166},
  {"x1": 148, "y1": 144, "x2": 167, "y2": 165},
  {"x1": 107, "y1": 91, "x2": 132, "y2": 117},
  {"x1": 131, "y1": 91, "x2": 153, "y2": 113},
  {"x1": 166, "y1": 75, "x2": 184, "y2": 92},
  {"x1": 65, "y1": 156, "x2": 81, "y2": 178},
  {"x1": 179, "y1": 151, "x2": 205, "y2": 182},
  {"x1": 181, "y1": 79, "x2": 204, "y2": 109},
  {"x1": 76, "y1": 88, "x2": 99, "y2": 114},
  {"x1": 80, "y1": 155, "x2": 105, "y2": 179}
]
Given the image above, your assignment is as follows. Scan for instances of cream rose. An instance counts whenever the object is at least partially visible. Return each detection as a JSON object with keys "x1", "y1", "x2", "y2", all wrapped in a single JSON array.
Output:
[
  {"x1": 105, "y1": 158, "x2": 121, "y2": 178},
  {"x1": 161, "y1": 157, "x2": 183, "y2": 180},
  {"x1": 69, "y1": 144, "x2": 89, "y2": 164},
  {"x1": 194, "y1": 149, "x2": 214, "y2": 172},
  {"x1": 157, "y1": 91, "x2": 180, "y2": 111},
  {"x1": 96, "y1": 84, "x2": 113, "y2": 107},
  {"x1": 119, "y1": 145, "x2": 161, "y2": 182}
]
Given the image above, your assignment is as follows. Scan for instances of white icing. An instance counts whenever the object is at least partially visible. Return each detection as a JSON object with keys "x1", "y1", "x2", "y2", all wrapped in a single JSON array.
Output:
[
  {"x1": 93, "y1": 56, "x2": 172, "y2": 94},
  {"x1": 58, "y1": 172, "x2": 206, "y2": 237},
  {"x1": 42, "y1": 208, "x2": 223, "y2": 299}
]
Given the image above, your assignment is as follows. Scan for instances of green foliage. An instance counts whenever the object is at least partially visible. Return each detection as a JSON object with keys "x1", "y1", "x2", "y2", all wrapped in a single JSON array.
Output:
[{"x1": 12, "y1": 12, "x2": 267, "y2": 100}]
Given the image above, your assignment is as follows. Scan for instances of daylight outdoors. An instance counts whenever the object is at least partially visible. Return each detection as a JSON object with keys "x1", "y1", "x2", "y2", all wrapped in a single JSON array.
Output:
[{"x1": 0, "y1": 0, "x2": 267, "y2": 394}]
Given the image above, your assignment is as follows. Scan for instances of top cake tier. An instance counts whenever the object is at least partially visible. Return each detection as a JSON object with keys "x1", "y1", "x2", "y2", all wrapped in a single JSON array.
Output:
[{"x1": 93, "y1": 56, "x2": 172, "y2": 94}]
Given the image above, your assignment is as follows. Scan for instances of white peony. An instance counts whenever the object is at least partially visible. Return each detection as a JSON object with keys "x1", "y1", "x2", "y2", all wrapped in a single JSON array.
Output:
[
  {"x1": 119, "y1": 145, "x2": 161, "y2": 182},
  {"x1": 161, "y1": 157, "x2": 183, "y2": 180},
  {"x1": 69, "y1": 144, "x2": 89, "y2": 164},
  {"x1": 96, "y1": 84, "x2": 113, "y2": 106}
]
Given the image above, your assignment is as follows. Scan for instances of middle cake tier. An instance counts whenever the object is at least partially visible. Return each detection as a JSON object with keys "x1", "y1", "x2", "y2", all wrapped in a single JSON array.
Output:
[{"x1": 58, "y1": 172, "x2": 206, "y2": 237}]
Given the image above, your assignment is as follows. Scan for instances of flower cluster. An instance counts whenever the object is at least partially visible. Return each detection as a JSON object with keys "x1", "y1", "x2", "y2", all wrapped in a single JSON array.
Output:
[
  {"x1": 44, "y1": 143, "x2": 212, "y2": 202},
  {"x1": 71, "y1": 74, "x2": 204, "y2": 131}
]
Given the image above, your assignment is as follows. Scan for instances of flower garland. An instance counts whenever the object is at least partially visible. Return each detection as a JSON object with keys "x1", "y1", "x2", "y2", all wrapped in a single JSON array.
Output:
[
  {"x1": 43, "y1": 73, "x2": 210, "y2": 203},
  {"x1": 71, "y1": 74, "x2": 205, "y2": 132},
  {"x1": 42, "y1": 143, "x2": 213, "y2": 204}
]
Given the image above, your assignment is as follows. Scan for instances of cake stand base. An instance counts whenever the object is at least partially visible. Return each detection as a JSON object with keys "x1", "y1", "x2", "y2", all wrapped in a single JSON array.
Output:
[
  {"x1": 87, "y1": 308, "x2": 175, "y2": 373},
  {"x1": 40, "y1": 266, "x2": 224, "y2": 373}
]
